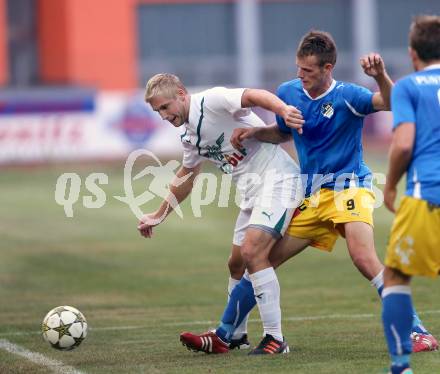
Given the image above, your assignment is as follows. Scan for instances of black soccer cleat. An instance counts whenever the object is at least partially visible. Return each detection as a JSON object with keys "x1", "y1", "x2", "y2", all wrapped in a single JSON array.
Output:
[
  {"x1": 229, "y1": 333, "x2": 251, "y2": 350},
  {"x1": 248, "y1": 334, "x2": 289, "y2": 355}
]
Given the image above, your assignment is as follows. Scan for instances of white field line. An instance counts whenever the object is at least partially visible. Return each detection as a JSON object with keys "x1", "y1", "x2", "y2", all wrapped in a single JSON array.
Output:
[
  {"x1": 0, "y1": 325, "x2": 148, "y2": 337},
  {"x1": 1, "y1": 309, "x2": 440, "y2": 337},
  {"x1": 0, "y1": 339, "x2": 86, "y2": 374},
  {"x1": 163, "y1": 309, "x2": 440, "y2": 327}
]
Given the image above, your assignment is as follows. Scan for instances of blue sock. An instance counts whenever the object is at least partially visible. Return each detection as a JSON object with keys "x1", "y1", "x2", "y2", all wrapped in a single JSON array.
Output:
[
  {"x1": 374, "y1": 272, "x2": 427, "y2": 335},
  {"x1": 390, "y1": 361, "x2": 411, "y2": 374},
  {"x1": 382, "y1": 286, "x2": 413, "y2": 372},
  {"x1": 410, "y1": 311, "x2": 427, "y2": 334},
  {"x1": 377, "y1": 284, "x2": 384, "y2": 296},
  {"x1": 216, "y1": 276, "x2": 256, "y2": 342}
]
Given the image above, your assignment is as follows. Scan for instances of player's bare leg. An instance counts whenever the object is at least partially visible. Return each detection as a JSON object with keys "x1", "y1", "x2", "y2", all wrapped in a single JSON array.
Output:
[
  {"x1": 228, "y1": 244, "x2": 245, "y2": 279},
  {"x1": 343, "y1": 221, "x2": 382, "y2": 280},
  {"x1": 269, "y1": 234, "x2": 311, "y2": 269},
  {"x1": 229, "y1": 231, "x2": 311, "y2": 275},
  {"x1": 240, "y1": 227, "x2": 277, "y2": 272}
]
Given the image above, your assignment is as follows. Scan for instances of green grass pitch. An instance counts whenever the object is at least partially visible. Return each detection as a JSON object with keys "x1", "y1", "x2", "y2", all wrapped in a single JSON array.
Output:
[{"x1": 0, "y1": 156, "x2": 439, "y2": 373}]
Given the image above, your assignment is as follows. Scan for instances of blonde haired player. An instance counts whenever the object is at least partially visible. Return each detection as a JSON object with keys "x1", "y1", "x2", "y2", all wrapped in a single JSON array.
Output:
[{"x1": 139, "y1": 74, "x2": 304, "y2": 354}]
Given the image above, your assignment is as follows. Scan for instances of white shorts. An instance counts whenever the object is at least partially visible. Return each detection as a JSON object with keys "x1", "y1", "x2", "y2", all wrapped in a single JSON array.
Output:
[{"x1": 232, "y1": 150, "x2": 302, "y2": 246}]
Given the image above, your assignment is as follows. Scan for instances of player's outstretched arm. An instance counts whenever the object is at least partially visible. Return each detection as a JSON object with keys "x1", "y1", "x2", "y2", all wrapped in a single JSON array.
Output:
[
  {"x1": 241, "y1": 88, "x2": 304, "y2": 134},
  {"x1": 384, "y1": 122, "x2": 415, "y2": 213},
  {"x1": 137, "y1": 164, "x2": 201, "y2": 238},
  {"x1": 230, "y1": 124, "x2": 291, "y2": 150},
  {"x1": 360, "y1": 53, "x2": 393, "y2": 111}
]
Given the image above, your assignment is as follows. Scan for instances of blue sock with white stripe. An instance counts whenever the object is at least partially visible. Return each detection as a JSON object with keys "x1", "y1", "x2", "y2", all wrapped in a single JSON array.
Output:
[
  {"x1": 382, "y1": 286, "x2": 413, "y2": 373},
  {"x1": 227, "y1": 277, "x2": 249, "y2": 339},
  {"x1": 371, "y1": 270, "x2": 427, "y2": 334},
  {"x1": 216, "y1": 273, "x2": 256, "y2": 343}
]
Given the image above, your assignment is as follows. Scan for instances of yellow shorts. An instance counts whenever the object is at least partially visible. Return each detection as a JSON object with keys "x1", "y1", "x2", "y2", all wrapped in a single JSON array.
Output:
[
  {"x1": 385, "y1": 196, "x2": 440, "y2": 278},
  {"x1": 286, "y1": 188, "x2": 375, "y2": 251}
]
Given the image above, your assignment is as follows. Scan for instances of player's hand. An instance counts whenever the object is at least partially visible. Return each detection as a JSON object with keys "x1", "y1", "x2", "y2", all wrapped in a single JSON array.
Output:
[
  {"x1": 282, "y1": 105, "x2": 304, "y2": 134},
  {"x1": 230, "y1": 127, "x2": 257, "y2": 150},
  {"x1": 383, "y1": 183, "x2": 397, "y2": 213},
  {"x1": 137, "y1": 213, "x2": 162, "y2": 238},
  {"x1": 360, "y1": 53, "x2": 385, "y2": 78}
]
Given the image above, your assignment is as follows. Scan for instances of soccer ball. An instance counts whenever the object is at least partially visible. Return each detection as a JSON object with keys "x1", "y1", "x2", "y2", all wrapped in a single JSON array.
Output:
[{"x1": 42, "y1": 306, "x2": 88, "y2": 350}]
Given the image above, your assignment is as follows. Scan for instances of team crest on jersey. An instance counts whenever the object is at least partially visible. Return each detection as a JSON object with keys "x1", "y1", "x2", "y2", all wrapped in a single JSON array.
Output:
[
  {"x1": 201, "y1": 132, "x2": 247, "y2": 174},
  {"x1": 321, "y1": 102, "x2": 334, "y2": 118},
  {"x1": 205, "y1": 133, "x2": 225, "y2": 161}
]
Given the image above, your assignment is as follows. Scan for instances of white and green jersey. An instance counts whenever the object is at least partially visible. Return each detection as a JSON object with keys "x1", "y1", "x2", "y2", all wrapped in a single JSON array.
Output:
[
  {"x1": 181, "y1": 87, "x2": 296, "y2": 190},
  {"x1": 180, "y1": 87, "x2": 302, "y2": 244}
]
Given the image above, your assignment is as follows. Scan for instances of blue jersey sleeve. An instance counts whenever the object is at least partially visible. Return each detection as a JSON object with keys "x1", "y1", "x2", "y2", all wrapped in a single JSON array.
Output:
[
  {"x1": 275, "y1": 85, "x2": 292, "y2": 134},
  {"x1": 391, "y1": 78, "x2": 416, "y2": 129},
  {"x1": 342, "y1": 83, "x2": 375, "y2": 116}
]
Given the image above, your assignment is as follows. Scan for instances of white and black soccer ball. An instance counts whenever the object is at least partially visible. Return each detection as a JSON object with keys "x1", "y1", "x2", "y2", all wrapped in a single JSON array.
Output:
[{"x1": 42, "y1": 306, "x2": 88, "y2": 350}]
